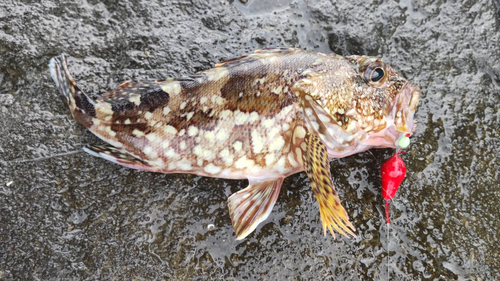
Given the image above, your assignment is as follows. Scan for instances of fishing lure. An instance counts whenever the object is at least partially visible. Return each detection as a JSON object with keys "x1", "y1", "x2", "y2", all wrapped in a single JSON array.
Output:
[{"x1": 381, "y1": 140, "x2": 409, "y2": 224}]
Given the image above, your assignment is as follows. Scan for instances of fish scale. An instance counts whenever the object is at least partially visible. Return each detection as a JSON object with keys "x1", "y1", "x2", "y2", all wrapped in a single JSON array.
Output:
[{"x1": 49, "y1": 48, "x2": 421, "y2": 240}]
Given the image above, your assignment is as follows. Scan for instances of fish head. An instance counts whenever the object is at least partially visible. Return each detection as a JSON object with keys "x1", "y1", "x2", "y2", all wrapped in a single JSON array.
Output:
[
  {"x1": 297, "y1": 54, "x2": 421, "y2": 153},
  {"x1": 344, "y1": 55, "x2": 421, "y2": 149}
]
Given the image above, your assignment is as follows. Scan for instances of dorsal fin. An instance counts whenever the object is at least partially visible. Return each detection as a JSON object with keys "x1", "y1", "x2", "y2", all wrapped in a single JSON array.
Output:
[
  {"x1": 254, "y1": 47, "x2": 299, "y2": 54},
  {"x1": 214, "y1": 48, "x2": 299, "y2": 68}
]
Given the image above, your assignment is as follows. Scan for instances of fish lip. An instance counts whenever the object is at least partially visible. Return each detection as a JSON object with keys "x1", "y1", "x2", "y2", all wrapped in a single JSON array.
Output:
[
  {"x1": 389, "y1": 83, "x2": 421, "y2": 148},
  {"x1": 405, "y1": 83, "x2": 422, "y2": 113}
]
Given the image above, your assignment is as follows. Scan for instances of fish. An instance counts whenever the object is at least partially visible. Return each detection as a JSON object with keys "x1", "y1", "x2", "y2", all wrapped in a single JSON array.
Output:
[{"x1": 48, "y1": 48, "x2": 421, "y2": 240}]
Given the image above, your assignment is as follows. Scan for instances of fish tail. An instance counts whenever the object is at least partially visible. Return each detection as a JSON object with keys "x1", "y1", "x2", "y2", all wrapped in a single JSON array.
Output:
[{"x1": 48, "y1": 55, "x2": 96, "y2": 127}]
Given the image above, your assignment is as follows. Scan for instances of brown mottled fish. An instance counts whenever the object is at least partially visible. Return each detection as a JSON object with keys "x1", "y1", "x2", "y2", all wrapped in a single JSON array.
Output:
[{"x1": 49, "y1": 48, "x2": 421, "y2": 240}]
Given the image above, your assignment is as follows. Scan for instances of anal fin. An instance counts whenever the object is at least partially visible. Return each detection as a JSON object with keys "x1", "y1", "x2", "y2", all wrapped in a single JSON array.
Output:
[
  {"x1": 228, "y1": 177, "x2": 284, "y2": 240},
  {"x1": 83, "y1": 145, "x2": 159, "y2": 172}
]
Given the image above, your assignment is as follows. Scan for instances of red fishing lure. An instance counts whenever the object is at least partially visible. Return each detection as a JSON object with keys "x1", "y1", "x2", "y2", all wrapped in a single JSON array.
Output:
[{"x1": 381, "y1": 152, "x2": 406, "y2": 224}]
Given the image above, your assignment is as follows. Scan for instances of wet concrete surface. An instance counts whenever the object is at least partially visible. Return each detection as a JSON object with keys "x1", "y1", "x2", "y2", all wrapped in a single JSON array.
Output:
[{"x1": 0, "y1": 0, "x2": 499, "y2": 279}]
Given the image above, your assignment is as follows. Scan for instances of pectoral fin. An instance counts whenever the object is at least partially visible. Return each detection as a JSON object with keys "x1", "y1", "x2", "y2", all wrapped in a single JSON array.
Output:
[
  {"x1": 301, "y1": 132, "x2": 356, "y2": 238},
  {"x1": 83, "y1": 145, "x2": 159, "y2": 172},
  {"x1": 228, "y1": 177, "x2": 284, "y2": 240}
]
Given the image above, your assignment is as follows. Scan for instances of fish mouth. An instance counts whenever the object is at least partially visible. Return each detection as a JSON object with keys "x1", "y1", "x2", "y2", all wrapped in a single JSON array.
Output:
[
  {"x1": 386, "y1": 83, "x2": 421, "y2": 148},
  {"x1": 358, "y1": 83, "x2": 421, "y2": 150}
]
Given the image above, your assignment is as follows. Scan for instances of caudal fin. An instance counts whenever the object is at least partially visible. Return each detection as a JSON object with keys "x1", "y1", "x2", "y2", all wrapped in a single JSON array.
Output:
[{"x1": 48, "y1": 55, "x2": 96, "y2": 127}]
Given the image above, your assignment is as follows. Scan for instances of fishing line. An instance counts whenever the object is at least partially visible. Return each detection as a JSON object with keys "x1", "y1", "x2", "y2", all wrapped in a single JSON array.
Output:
[
  {"x1": 386, "y1": 219, "x2": 390, "y2": 281},
  {"x1": 3, "y1": 150, "x2": 83, "y2": 164}
]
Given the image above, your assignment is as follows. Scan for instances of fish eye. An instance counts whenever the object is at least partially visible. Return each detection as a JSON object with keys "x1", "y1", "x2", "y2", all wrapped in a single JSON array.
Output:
[
  {"x1": 363, "y1": 61, "x2": 387, "y2": 87},
  {"x1": 370, "y1": 68, "x2": 384, "y2": 82}
]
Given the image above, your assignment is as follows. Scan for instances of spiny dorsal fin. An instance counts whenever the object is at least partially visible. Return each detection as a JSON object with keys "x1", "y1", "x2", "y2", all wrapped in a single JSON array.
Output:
[
  {"x1": 228, "y1": 177, "x2": 284, "y2": 240},
  {"x1": 214, "y1": 48, "x2": 299, "y2": 68},
  {"x1": 253, "y1": 47, "x2": 299, "y2": 54}
]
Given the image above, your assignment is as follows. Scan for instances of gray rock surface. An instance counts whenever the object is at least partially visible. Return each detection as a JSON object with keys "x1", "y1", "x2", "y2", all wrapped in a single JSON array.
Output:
[{"x1": 1, "y1": 0, "x2": 499, "y2": 279}]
